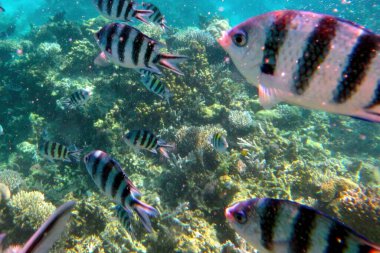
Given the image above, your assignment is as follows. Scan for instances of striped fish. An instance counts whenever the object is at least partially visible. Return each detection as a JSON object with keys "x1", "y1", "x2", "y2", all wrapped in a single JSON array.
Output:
[
  {"x1": 114, "y1": 205, "x2": 136, "y2": 238},
  {"x1": 0, "y1": 201, "x2": 75, "y2": 253},
  {"x1": 84, "y1": 150, "x2": 159, "y2": 232},
  {"x1": 123, "y1": 129, "x2": 173, "y2": 158},
  {"x1": 208, "y1": 132, "x2": 228, "y2": 153},
  {"x1": 218, "y1": 11, "x2": 380, "y2": 122},
  {"x1": 61, "y1": 88, "x2": 91, "y2": 110},
  {"x1": 93, "y1": 0, "x2": 153, "y2": 24},
  {"x1": 38, "y1": 141, "x2": 81, "y2": 163},
  {"x1": 225, "y1": 198, "x2": 380, "y2": 253},
  {"x1": 140, "y1": 70, "x2": 172, "y2": 103},
  {"x1": 141, "y1": 2, "x2": 169, "y2": 31},
  {"x1": 0, "y1": 7, "x2": 4, "y2": 13},
  {"x1": 94, "y1": 22, "x2": 187, "y2": 75}
]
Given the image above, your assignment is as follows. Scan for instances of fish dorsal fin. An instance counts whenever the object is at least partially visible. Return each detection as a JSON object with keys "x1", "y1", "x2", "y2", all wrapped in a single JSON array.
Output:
[{"x1": 258, "y1": 84, "x2": 284, "y2": 109}]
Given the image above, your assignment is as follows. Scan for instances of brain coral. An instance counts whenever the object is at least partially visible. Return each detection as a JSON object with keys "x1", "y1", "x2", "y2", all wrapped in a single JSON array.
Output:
[{"x1": 8, "y1": 190, "x2": 55, "y2": 230}]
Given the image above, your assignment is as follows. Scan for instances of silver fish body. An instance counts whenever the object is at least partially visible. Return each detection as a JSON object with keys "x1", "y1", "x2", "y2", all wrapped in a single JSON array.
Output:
[
  {"x1": 141, "y1": 2, "x2": 168, "y2": 31},
  {"x1": 38, "y1": 141, "x2": 81, "y2": 163},
  {"x1": 219, "y1": 11, "x2": 380, "y2": 122},
  {"x1": 123, "y1": 129, "x2": 173, "y2": 158},
  {"x1": 93, "y1": 0, "x2": 152, "y2": 24},
  {"x1": 140, "y1": 70, "x2": 172, "y2": 103},
  {"x1": 84, "y1": 150, "x2": 159, "y2": 232},
  {"x1": 61, "y1": 88, "x2": 91, "y2": 110},
  {"x1": 225, "y1": 198, "x2": 380, "y2": 253},
  {"x1": 208, "y1": 132, "x2": 228, "y2": 153},
  {"x1": 95, "y1": 22, "x2": 187, "y2": 75}
]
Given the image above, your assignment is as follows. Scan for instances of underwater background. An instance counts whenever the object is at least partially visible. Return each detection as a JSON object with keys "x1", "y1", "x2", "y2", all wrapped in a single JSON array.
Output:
[{"x1": 0, "y1": 0, "x2": 379, "y2": 252}]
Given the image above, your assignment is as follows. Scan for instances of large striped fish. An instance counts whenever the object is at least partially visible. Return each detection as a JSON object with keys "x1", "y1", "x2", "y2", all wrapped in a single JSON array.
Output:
[
  {"x1": 94, "y1": 22, "x2": 187, "y2": 75},
  {"x1": 38, "y1": 140, "x2": 81, "y2": 163},
  {"x1": 225, "y1": 198, "x2": 380, "y2": 253},
  {"x1": 218, "y1": 11, "x2": 380, "y2": 122},
  {"x1": 93, "y1": 0, "x2": 153, "y2": 24},
  {"x1": 0, "y1": 201, "x2": 75, "y2": 253},
  {"x1": 84, "y1": 150, "x2": 159, "y2": 232}
]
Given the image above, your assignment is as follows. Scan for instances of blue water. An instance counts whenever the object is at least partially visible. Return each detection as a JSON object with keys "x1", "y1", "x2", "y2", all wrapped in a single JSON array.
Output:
[{"x1": 0, "y1": 0, "x2": 379, "y2": 252}]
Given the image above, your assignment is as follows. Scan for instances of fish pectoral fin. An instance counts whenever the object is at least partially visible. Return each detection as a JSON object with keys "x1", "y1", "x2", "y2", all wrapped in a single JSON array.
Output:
[
  {"x1": 258, "y1": 84, "x2": 283, "y2": 109},
  {"x1": 94, "y1": 52, "x2": 110, "y2": 67}
]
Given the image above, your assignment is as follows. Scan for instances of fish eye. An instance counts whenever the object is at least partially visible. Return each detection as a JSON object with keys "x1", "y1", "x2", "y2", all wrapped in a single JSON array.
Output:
[
  {"x1": 232, "y1": 31, "x2": 248, "y2": 47},
  {"x1": 234, "y1": 210, "x2": 247, "y2": 224}
]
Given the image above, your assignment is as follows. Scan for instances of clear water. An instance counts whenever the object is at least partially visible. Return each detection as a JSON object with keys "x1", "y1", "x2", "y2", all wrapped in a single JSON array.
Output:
[{"x1": 0, "y1": 0, "x2": 379, "y2": 252}]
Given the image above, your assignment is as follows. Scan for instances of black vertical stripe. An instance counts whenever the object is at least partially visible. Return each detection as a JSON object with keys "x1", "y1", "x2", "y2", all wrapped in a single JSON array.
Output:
[
  {"x1": 133, "y1": 130, "x2": 140, "y2": 145},
  {"x1": 92, "y1": 154, "x2": 102, "y2": 177},
  {"x1": 293, "y1": 16, "x2": 338, "y2": 95},
  {"x1": 63, "y1": 147, "x2": 68, "y2": 159},
  {"x1": 365, "y1": 80, "x2": 380, "y2": 109},
  {"x1": 97, "y1": 0, "x2": 103, "y2": 11},
  {"x1": 111, "y1": 171, "x2": 124, "y2": 197},
  {"x1": 153, "y1": 81, "x2": 161, "y2": 92},
  {"x1": 151, "y1": 138, "x2": 158, "y2": 149},
  {"x1": 141, "y1": 130, "x2": 147, "y2": 146},
  {"x1": 57, "y1": 144, "x2": 63, "y2": 158},
  {"x1": 101, "y1": 161, "x2": 114, "y2": 191},
  {"x1": 106, "y1": 0, "x2": 113, "y2": 15},
  {"x1": 260, "y1": 199, "x2": 282, "y2": 250},
  {"x1": 333, "y1": 33, "x2": 379, "y2": 103},
  {"x1": 132, "y1": 32, "x2": 145, "y2": 66},
  {"x1": 149, "y1": 77, "x2": 155, "y2": 89},
  {"x1": 121, "y1": 184, "x2": 131, "y2": 206},
  {"x1": 144, "y1": 41, "x2": 155, "y2": 67},
  {"x1": 106, "y1": 23, "x2": 118, "y2": 54},
  {"x1": 357, "y1": 244, "x2": 373, "y2": 253},
  {"x1": 116, "y1": 0, "x2": 125, "y2": 18},
  {"x1": 289, "y1": 205, "x2": 317, "y2": 253},
  {"x1": 145, "y1": 133, "x2": 154, "y2": 149},
  {"x1": 324, "y1": 223, "x2": 349, "y2": 253},
  {"x1": 261, "y1": 11, "x2": 296, "y2": 75},
  {"x1": 44, "y1": 142, "x2": 49, "y2": 155},
  {"x1": 118, "y1": 25, "x2": 131, "y2": 63},
  {"x1": 124, "y1": 2, "x2": 133, "y2": 20},
  {"x1": 51, "y1": 142, "x2": 56, "y2": 158}
]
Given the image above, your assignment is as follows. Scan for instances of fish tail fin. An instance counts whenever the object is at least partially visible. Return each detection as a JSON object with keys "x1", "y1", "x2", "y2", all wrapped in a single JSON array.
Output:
[
  {"x1": 160, "y1": 18, "x2": 170, "y2": 32},
  {"x1": 164, "y1": 88, "x2": 173, "y2": 104},
  {"x1": 132, "y1": 199, "x2": 159, "y2": 233},
  {"x1": 68, "y1": 147, "x2": 82, "y2": 163},
  {"x1": 156, "y1": 53, "x2": 188, "y2": 75},
  {"x1": 157, "y1": 140, "x2": 175, "y2": 159},
  {"x1": 134, "y1": 9, "x2": 153, "y2": 24}
]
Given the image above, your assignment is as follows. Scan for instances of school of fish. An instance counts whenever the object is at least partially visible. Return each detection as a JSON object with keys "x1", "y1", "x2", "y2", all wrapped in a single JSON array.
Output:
[{"x1": 1, "y1": 1, "x2": 380, "y2": 251}]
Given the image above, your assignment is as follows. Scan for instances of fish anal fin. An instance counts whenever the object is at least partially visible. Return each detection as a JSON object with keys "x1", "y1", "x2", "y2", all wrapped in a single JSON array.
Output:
[
  {"x1": 258, "y1": 84, "x2": 283, "y2": 109},
  {"x1": 351, "y1": 109, "x2": 380, "y2": 123}
]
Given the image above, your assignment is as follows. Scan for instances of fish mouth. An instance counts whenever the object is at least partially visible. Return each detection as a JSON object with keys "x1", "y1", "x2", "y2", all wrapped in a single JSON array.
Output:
[{"x1": 218, "y1": 30, "x2": 231, "y2": 49}]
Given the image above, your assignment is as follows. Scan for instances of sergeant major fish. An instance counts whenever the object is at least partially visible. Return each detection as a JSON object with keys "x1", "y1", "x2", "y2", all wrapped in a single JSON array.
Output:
[
  {"x1": 38, "y1": 141, "x2": 81, "y2": 163},
  {"x1": 61, "y1": 88, "x2": 91, "y2": 110},
  {"x1": 225, "y1": 198, "x2": 380, "y2": 253},
  {"x1": 140, "y1": 70, "x2": 172, "y2": 103},
  {"x1": 0, "y1": 201, "x2": 75, "y2": 253},
  {"x1": 84, "y1": 150, "x2": 159, "y2": 232},
  {"x1": 218, "y1": 11, "x2": 380, "y2": 122},
  {"x1": 93, "y1": 0, "x2": 153, "y2": 24},
  {"x1": 123, "y1": 129, "x2": 173, "y2": 158},
  {"x1": 94, "y1": 22, "x2": 187, "y2": 75},
  {"x1": 208, "y1": 132, "x2": 228, "y2": 153},
  {"x1": 141, "y1": 2, "x2": 169, "y2": 31}
]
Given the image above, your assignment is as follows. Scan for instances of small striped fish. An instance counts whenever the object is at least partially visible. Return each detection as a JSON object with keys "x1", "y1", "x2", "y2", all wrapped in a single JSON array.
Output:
[
  {"x1": 38, "y1": 141, "x2": 81, "y2": 163},
  {"x1": 0, "y1": 201, "x2": 75, "y2": 253},
  {"x1": 208, "y1": 133, "x2": 228, "y2": 153},
  {"x1": 225, "y1": 198, "x2": 380, "y2": 253},
  {"x1": 61, "y1": 88, "x2": 91, "y2": 110},
  {"x1": 219, "y1": 11, "x2": 380, "y2": 122},
  {"x1": 141, "y1": 2, "x2": 169, "y2": 31},
  {"x1": 93, "y1": 0, "x2": 153, "y2": 24},
  {"x1": 84, "y1": 150, "x2": 159, "y2": 232},
  {"x1": 114, "y1": 205, "x2": 135, "y2": 238},
  {"x1": 123, "y1": 129, "x2": 173, "y2": 158},
  {"x1": 94, "y1": 22, "x2": 187, "y2": 75},
  {"x1": 140, "y1": 70, "x2": 172, "y2": 103}
]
